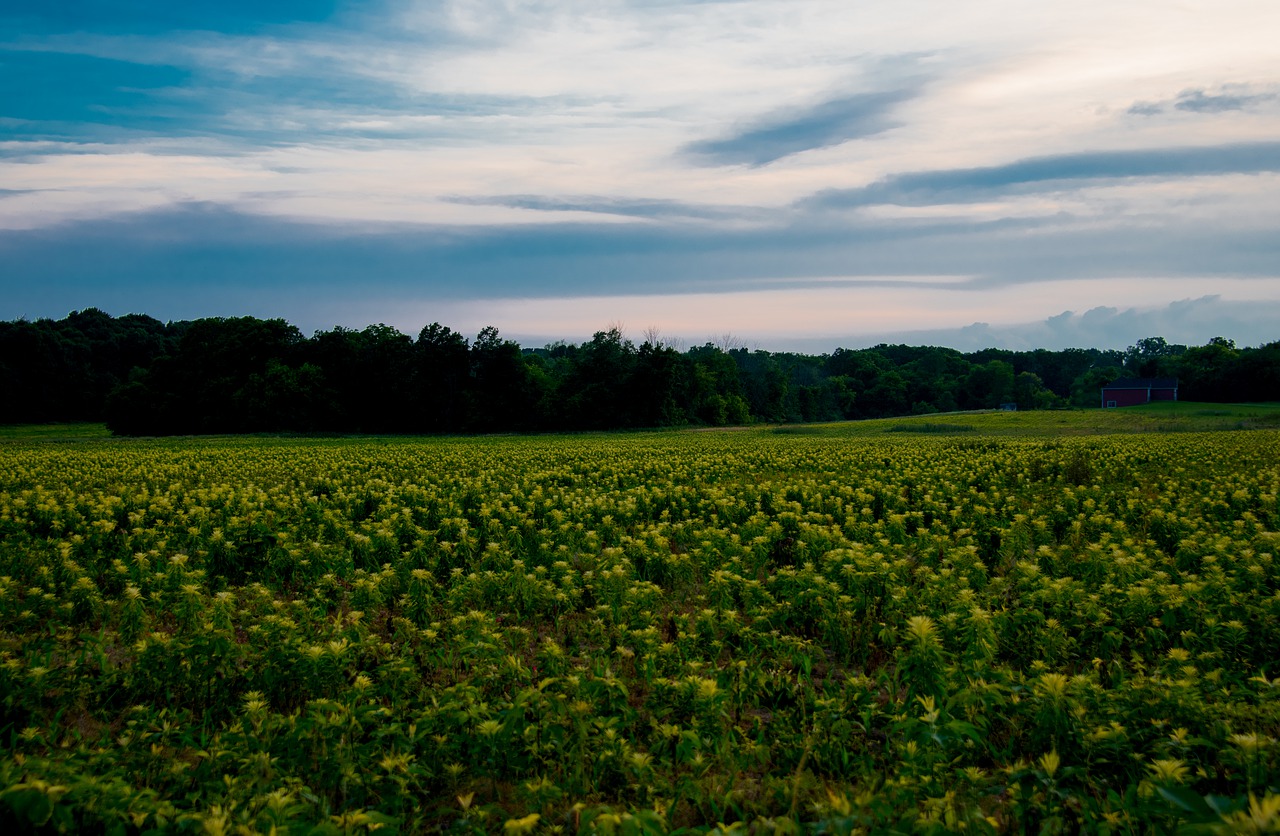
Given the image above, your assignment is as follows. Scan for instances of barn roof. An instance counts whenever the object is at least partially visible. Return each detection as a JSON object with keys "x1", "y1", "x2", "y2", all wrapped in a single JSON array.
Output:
[{"x1": 1104, "y1": 377, "x2": 1179, "y2": 389}]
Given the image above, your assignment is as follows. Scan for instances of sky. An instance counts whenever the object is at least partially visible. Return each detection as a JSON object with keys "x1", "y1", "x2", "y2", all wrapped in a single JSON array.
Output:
[{"x1": 2, "y1": 0, "x2": 1279, "y2": 352}]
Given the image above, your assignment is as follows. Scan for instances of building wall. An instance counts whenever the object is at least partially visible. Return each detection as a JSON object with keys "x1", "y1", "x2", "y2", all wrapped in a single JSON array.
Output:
[{"x1": 1102, "y1": 388, "x2": 1151, "y2": 407}]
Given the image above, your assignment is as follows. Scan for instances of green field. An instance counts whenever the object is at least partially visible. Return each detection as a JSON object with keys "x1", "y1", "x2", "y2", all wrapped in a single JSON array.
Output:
[
  {"x1": 2, "y1": 408, "x2": 1279, "y2": 832},
  {"x1": 775, "y1": 401, "x2": 1280, "y2": 438},
  {"x1": 0, "y1": 423, "x2": 112, "y2": 442}
]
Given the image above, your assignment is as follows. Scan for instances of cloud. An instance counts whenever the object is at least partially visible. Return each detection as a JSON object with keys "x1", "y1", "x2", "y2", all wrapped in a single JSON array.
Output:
[
  {"x1": 345, "y1": 288, "x2": 1280, "y2": 354},
  {"x1": 802, "y1": 141, "x2": 1280, "y2": 208},
  {"x1": 683, "y1": 88, "x2": 915, "y2": 166},
  {"x1": 3, "y1": 200, "x2": 1279, "y2": 322},
  {"x1": 858, "y1": 297, "x2": 1280, "y2": 353},
  {"x1": 1128, "y1": 85, "x2": 1278, "y2": 116},
  {"x1": 0, "y1": 36, "x2": 591, "y2": 151},
  {"x1": 752, "y1": 296, "x2": 1280, "y2": 354},
  {"x1": 443, "y1": 193, "x2": 755, "y2": 222},
  {"x1": 1126, "y1": 101, "x2": 1164, "y2": 116},
  {"x1": 1174, "y1": 88, "x2": 1276, "y2": 113}
]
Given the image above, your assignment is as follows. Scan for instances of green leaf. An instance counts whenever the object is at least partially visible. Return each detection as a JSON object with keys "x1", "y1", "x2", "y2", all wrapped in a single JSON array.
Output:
[
  {"x1": 2, "y1": 786, "x2": 54, "y2": 827},
  {"x1": 944, "y1": 720, "x2": 984, "y2": 742},
  {"x1": 1157, "y1": 786, "x2": 1215, "y2": 820}
]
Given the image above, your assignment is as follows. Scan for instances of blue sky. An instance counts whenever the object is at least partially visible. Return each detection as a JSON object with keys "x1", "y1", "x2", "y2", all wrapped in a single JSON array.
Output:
[{"x1": 2, "y1": 0, "x2": 1279, "y2": 351}]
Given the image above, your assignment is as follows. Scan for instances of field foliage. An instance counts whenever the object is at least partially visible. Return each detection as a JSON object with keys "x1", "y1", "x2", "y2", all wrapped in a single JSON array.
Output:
[{"x1": 1, "y1": 412, "x2": 1279, "y2": 832}]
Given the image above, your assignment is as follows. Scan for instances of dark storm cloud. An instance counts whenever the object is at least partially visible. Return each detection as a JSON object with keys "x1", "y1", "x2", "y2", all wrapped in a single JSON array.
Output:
[
  {"x1": 683, "y1": 88, "x2": 916, "y2": 167},
  {"x1": 801, "y1": 141, "x2": 1280, "y2": 208}
]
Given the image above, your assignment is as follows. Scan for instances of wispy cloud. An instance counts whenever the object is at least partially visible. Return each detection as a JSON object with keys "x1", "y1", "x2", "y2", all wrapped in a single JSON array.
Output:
[
  {"x1": 444, "y1": 193, "x2": 756, "y2": 221},
  {"x1": 1175, "y1": 88, "x2": 1276, "y2": 112},
  {"x1": 683, "y1": 88, "x2": 916, "y2": 166},
  {"x1": 802, "y1": 141, "x2": 1280, "y2": 208},
  {"x1": 1128, "y1": 84, "x2": 1278, "y2": 116}
]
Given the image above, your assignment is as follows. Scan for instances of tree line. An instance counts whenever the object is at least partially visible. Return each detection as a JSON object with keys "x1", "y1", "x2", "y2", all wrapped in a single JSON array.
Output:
[{"x1": 1, "y1": 309, "x2": 1277, "y2": 435}]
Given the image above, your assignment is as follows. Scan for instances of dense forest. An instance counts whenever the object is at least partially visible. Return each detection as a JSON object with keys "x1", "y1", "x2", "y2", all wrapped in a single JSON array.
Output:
[{"x1": 1, "y1": 309, "x2": 1277, "y2": 435}]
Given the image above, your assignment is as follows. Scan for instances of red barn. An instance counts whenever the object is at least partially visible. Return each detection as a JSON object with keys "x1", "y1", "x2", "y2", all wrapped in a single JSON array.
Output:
[{"x1": 1101, "y1": 377, "x2": 1179, "y2": 408}]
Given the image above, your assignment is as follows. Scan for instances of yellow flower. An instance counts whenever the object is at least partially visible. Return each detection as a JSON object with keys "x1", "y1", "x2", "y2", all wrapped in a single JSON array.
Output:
[
  {"x1": 1147, "y1": 759, "x2": 1190, "y2": 784},
  {"x1": 1038, "y1": 751, "x2": 1061, "y2": 779},
  {"x1": 503, "y1": 813, "x2": 540, "y2": 833}
]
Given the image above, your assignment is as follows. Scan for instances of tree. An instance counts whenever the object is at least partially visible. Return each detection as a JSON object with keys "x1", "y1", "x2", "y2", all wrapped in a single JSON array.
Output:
[
  {"x1": 469, "y1": 326, "x2": 541, "y2": 431},
  {"x1": 414, "y1": 323, "x2": 470, "y2": 432},
  {"x1": 1235, "y1": 341, "x2": 1280, "y2": 402},
  {"x1": 352, "y1": 324, "x2": 416, "y2": 432},
  {"x1": 1124, "y1": 336, "x2": 1185, "y2": 377},
  {"x1": 561, "y1": 327, "x2": 636, "y2": 429},
  {"x1": 233, "y1": 361, "x2": 330, "y2": 432},
  {"x1": 1069, "y1": 367, "x2": 1122, "y2": 408},
  {"x1": 633, "y1": 341, "x2": 688, "y2": 426},
  {"x1": 1013, "y1": 372, "x2": 1062, "y2": 410},
  {"x1": 960, "y1": 360, "x2": 1014, "y2": 410},
  {"x1": 1177, "y1": 337, "x2": 1241, "y2": 402},
  {"x1": 687, "y1": 344, "x2": 747, "y2": 425}
]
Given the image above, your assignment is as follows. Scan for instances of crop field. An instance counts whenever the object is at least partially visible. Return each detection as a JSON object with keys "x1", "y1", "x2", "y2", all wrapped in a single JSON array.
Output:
[{"x1": 2, "y1": 410, "x2": 1279, "y2": 833}]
